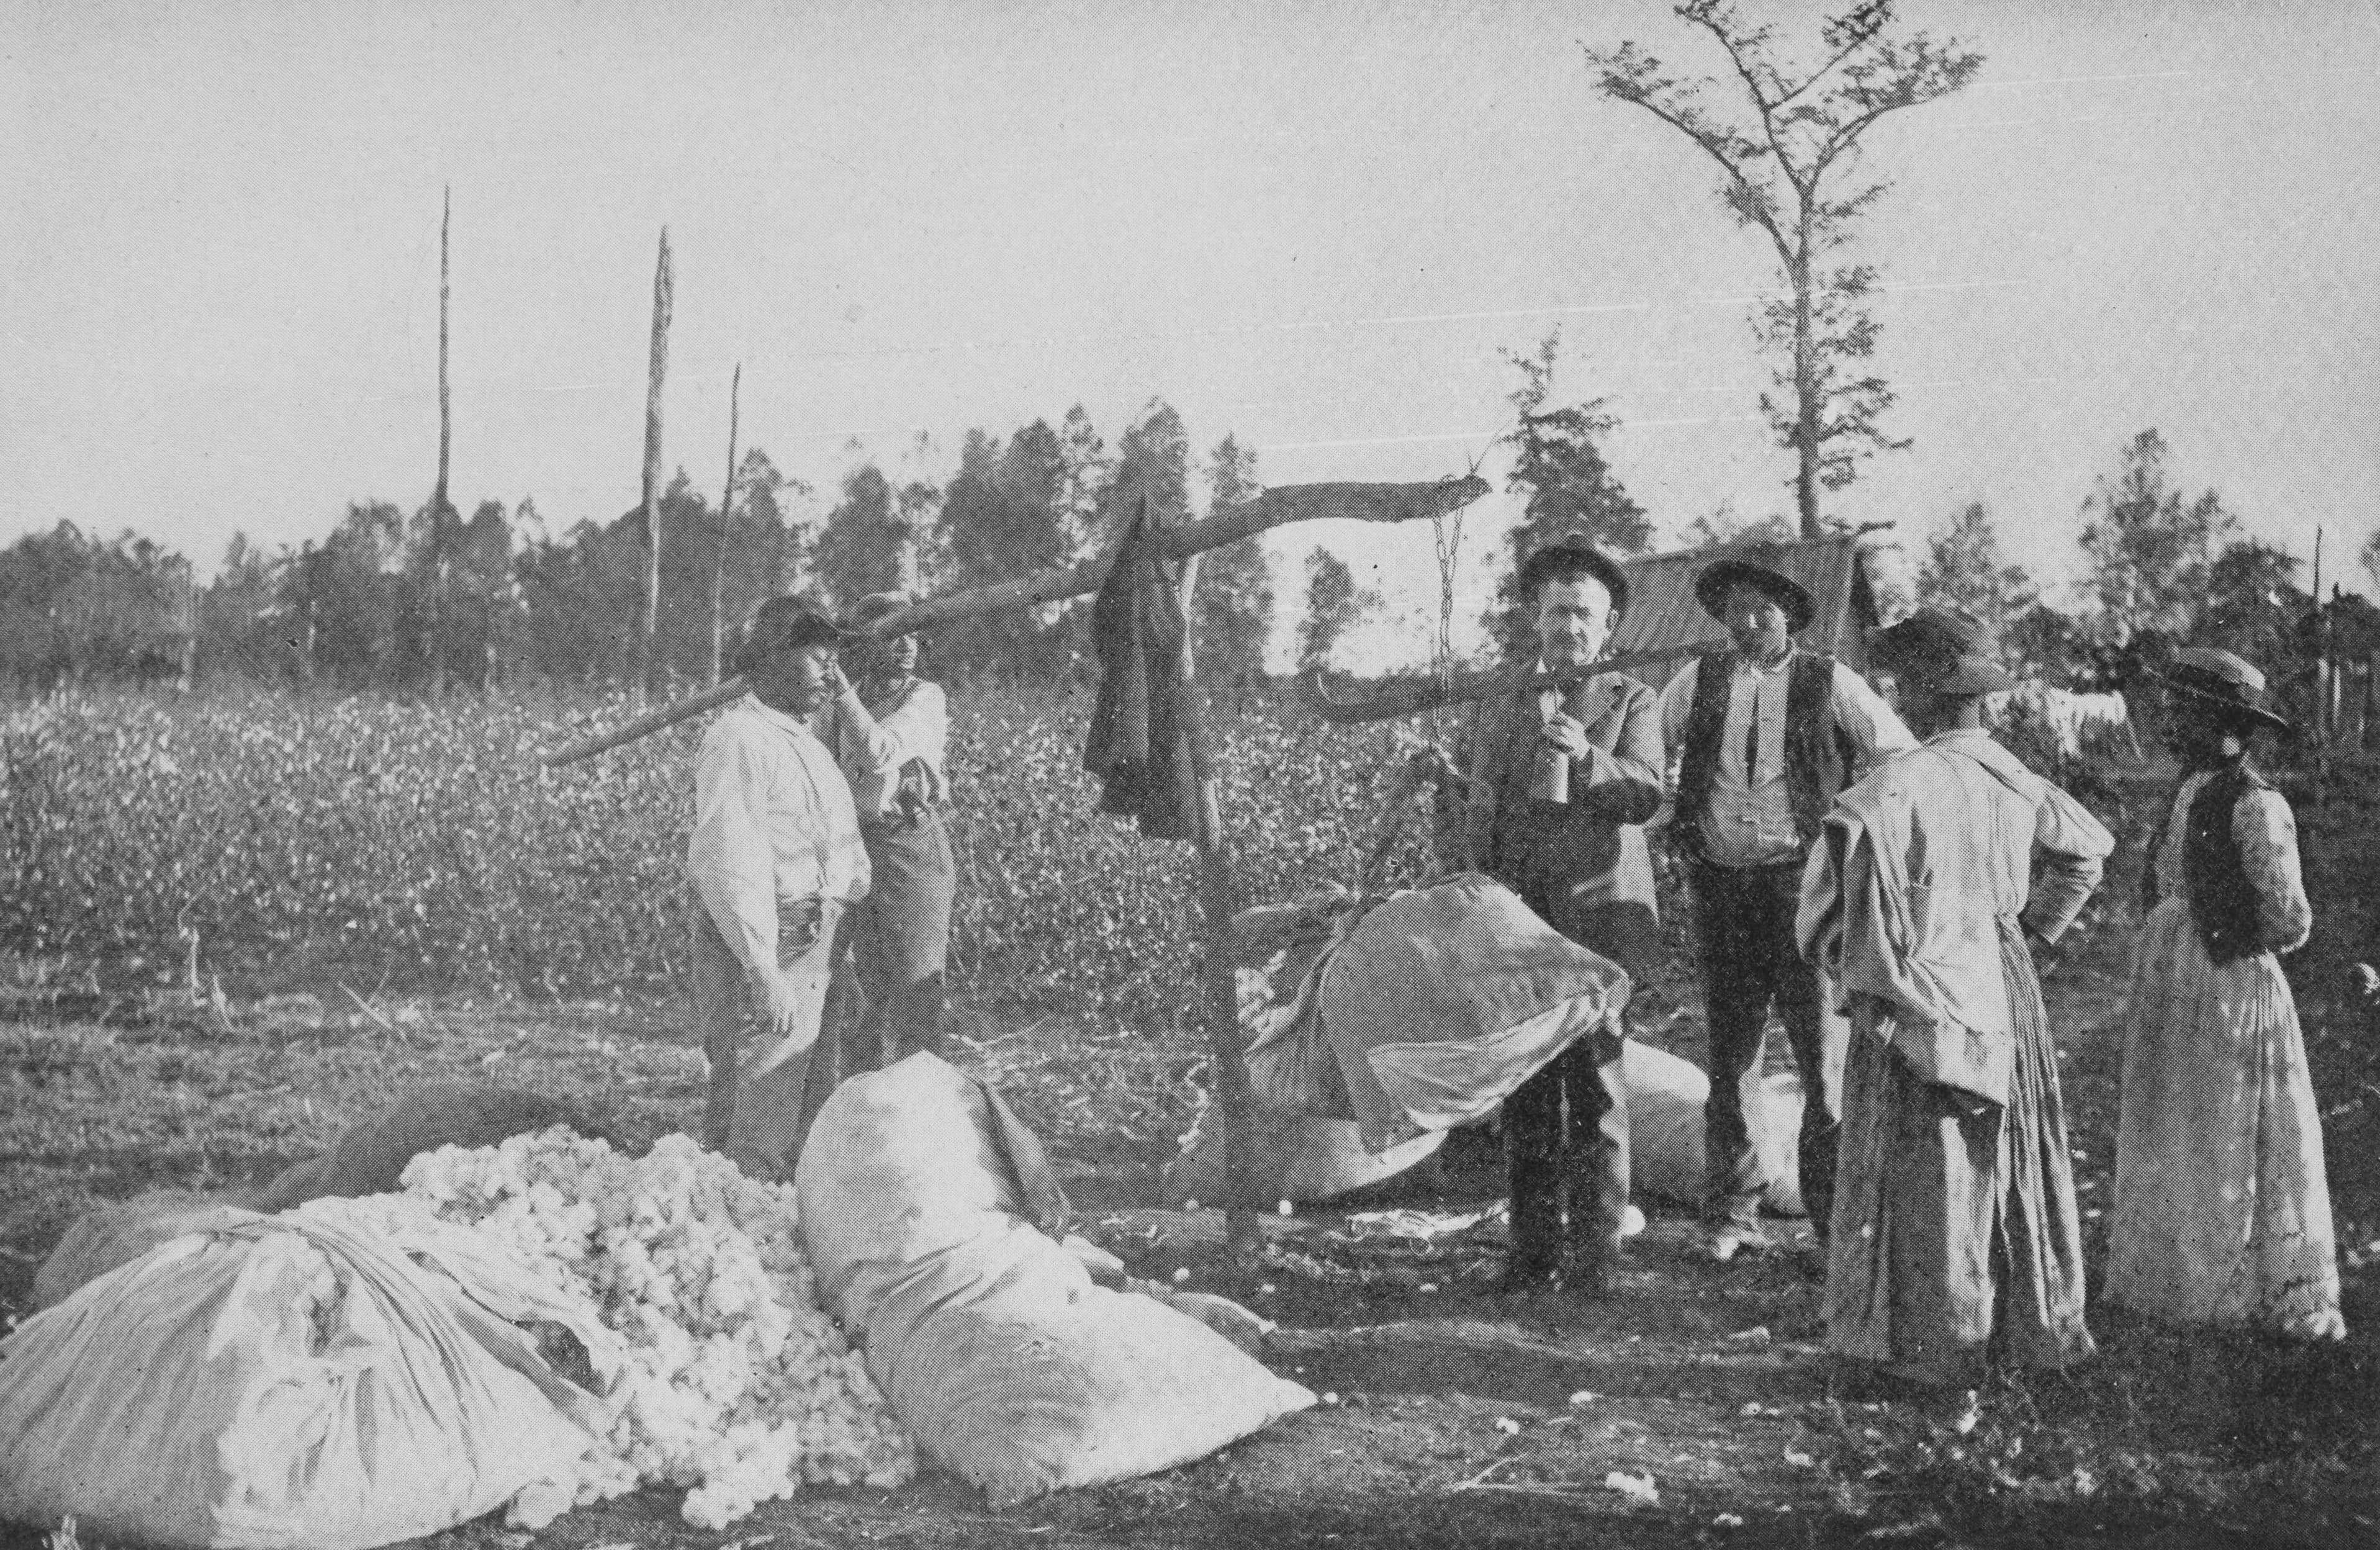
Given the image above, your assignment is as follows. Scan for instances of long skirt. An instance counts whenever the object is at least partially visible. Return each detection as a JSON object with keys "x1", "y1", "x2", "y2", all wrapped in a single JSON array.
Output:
[
  {"x1": 2104, "y1": 897, "x2": 2344, "y2": 1338},
  {"x1": 1826, "y1": 921, "x2": 2095, "y2": 1387},
  {"x1": 847, "y1": 810, "x2": 956, "y2": 1070}
]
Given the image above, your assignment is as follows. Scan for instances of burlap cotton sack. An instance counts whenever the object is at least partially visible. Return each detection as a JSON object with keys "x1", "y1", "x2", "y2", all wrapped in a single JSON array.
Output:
[
  {"x1": 0, "y1": 1199, "x2": 618, "y2": 1549},
  {"x1": 797, "y1": 1054, "x2": 1313, "y2": 1506},
  {"x1": 1316, "y1": 873, "x2": 1632, "y2": 1150}
]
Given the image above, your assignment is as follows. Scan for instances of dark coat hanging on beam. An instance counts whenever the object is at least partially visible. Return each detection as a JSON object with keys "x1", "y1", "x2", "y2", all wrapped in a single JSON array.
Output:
[{"x1": 1083, "y1": 502, "x2": 1207, "y2": 841}]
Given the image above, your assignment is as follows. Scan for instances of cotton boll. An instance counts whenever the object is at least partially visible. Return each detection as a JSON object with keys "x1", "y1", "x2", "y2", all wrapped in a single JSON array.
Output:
[
  {"x1": 403, "y1": 1127, "x2": 915, "y2": 1529},
  {"x1": 505, "y1": 1477, "x2": 575, "y2": 1531}
]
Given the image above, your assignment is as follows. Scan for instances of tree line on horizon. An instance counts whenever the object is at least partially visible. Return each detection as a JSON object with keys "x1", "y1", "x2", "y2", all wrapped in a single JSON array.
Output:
[
  {"x1": 6, "y1": 377, "x2": 2369, "y2": 718},
  {"x1": 0, "y1": 395, "x2": 1415, "y2": 699}
]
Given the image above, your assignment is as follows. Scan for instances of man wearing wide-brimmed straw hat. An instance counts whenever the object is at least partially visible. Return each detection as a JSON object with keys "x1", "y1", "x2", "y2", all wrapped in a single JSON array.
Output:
[
  {"x1": 810, "y1": 591, "x2": 956, "y2": 1073},
  {"x1": 687, "y1": 598, "x2": 873, "y2": 1182},
  {"x1": 1796, "y1": 605, "x2": 2109, "y2": 1408},
  {"x1": 1463, "y1": 531, "x2": 1666, "y2": 1297},
  {"x1": 1658, "y1": 545, "x2": 1915, "y2": 1263},
  {"x1": 2104, "y1": 647, "x2": 2345, "y2": 1340}
]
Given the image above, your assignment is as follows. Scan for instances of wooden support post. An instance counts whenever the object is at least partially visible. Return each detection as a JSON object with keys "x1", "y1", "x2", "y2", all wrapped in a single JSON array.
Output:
[
  {"x1": 1175, "y1": 549, "x2": 1258, "y2": 1266},
  {"x1": 1192, "y1": 778, "x2": 1258, "y2": 1264}
]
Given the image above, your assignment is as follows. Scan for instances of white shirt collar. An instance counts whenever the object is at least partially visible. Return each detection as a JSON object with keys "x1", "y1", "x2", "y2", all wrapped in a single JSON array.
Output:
[{"x1": 745, "y1": 693, "x2": 821, "y2": 740}]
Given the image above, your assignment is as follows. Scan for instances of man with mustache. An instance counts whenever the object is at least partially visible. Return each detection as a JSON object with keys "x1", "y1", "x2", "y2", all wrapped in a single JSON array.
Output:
[
  {"x1": 1463, "y1": 533, "x2": 1665, "y2": 1296},
  {"x1": 687, "y1": 598, "x2": 873, "y2": 1182}
]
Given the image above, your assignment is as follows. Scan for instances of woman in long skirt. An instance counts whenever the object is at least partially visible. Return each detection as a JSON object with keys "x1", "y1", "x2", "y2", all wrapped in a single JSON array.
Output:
[
  {"x1": 815, "y1": 592, "x2": 957, "y2": 1072},
  {"x1": 2104, "y1": 646, "x2": 2344, "y2": 1340}
]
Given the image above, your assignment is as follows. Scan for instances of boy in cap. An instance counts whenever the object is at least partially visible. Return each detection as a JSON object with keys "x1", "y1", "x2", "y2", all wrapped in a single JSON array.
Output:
[
  {"x1": 1798, "y1": 606, "x2": 2106, "y2": 1404},
  {"x1": 1659, "y1": 546, "x2": 1916, "y2": 1261},
  {"x1": 1463, "y1": 533, "x2": 1664, "y2": 1294},
  {"x1": 687, "y1": 598, "x2": 873, "y2": 1181}
]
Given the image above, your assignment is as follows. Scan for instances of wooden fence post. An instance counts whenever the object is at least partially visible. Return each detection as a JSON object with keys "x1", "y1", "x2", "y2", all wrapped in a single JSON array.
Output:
[{"x1": 1176, "y1": 550, "x2": 1258, "y2": 1266}]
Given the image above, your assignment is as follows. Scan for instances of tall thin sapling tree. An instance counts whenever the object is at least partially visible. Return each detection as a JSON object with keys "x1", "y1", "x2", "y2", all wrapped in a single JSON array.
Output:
[{"x1": 1586, "y1": 2, "x2": 1983, "y2": 537}]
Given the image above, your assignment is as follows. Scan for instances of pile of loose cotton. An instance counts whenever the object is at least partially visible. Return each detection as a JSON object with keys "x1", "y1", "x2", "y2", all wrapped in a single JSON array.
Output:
[{"x1": 397, "y1": 1129, "x2": 916, "y2": 1530}]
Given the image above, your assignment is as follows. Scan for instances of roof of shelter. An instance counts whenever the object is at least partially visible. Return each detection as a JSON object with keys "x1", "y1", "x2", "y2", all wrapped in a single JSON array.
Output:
[{"x1": 1607, "y1": 534, "x2": 1882, "y2": 685}]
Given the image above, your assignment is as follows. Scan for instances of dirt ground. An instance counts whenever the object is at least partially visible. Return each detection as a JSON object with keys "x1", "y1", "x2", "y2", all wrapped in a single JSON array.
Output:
[{"x1": 4, "y1": 764, "x2": 2379, "y2": 1549}]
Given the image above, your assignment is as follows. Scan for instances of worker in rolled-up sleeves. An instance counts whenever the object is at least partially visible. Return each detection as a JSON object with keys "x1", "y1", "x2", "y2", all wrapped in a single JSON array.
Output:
[{"x1": 686, "y1": 599, "x2": 872, "y2": 1182}]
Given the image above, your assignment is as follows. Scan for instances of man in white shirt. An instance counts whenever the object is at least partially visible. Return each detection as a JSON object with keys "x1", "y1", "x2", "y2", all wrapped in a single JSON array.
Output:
[
  {"x1": 1657, "y1": 549, "x2": 1916, "y2": 1261},
  {"x1": 688, "y1": 600, "x2": 873, "y2": 1182}
]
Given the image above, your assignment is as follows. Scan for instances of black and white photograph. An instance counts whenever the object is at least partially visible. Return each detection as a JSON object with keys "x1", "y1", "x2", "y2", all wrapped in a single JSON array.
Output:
[{"x1": 2, "y1": 2, "x2": 2376, "y2": 1546}]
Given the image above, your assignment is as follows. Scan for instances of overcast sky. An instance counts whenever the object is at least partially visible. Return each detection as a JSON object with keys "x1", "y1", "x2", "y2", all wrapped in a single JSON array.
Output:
[{"x1": 7, "y1": 0, "x2": 2376, "y2": 667}]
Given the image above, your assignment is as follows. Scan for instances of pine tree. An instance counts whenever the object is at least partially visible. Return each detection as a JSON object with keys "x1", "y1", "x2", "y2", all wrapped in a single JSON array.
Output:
[
  {"x1": 1485, "y1": 331, "x2": 1649, "y2": 655},
  {"x1": 1194, "y1": 434, "x2": 1276, "y2": 681},
  {"x1": 2078, "y1": 430, "x2": 2238, "y2": 643},
  {"x1": 1915, "y1": 502, "x2": 2036, "y2": 639},
  {"x1": 1585, "y1": 2, "x2": 1982, "y2": 535},
  {"x1": 1298, "y1": 546, "x2": 1382, "y2": 675},
  {"x1": 811, "y1": 464, "x2": 913, "y2": 610}
]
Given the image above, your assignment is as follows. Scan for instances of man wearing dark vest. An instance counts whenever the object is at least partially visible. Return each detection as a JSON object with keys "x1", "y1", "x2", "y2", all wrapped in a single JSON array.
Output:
[
  {"x1": 1463, "y1": 533, "x2": 1666, "y2": 1295},
  {"x1": 1658, "y1": 548, "x2": 1914, "y2": 1263}
]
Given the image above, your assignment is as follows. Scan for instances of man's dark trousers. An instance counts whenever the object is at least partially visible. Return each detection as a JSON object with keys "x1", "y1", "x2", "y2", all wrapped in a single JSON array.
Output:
[
  {"x1": 1502, "y1": 867, "x2": 1632, "y2": 1285},
  {"x1": 1690, "y1": 857, "x2": 1840, "y2": 1238}
]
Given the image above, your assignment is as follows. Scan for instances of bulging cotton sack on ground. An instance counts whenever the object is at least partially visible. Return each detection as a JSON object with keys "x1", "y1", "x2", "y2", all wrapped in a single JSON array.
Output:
[
  {"x1": 0, "y1": 1196, "x2": 618, "y2": 1550},
  {"x1": 1624, "y1": 1041, "x2": 1807, "y2": 1218},
  {"x1": 1316, "y1": 873, "x2": 1633, "y2": 1151},
  {"x1": 797, "y1": 1053, "x2": 1315, "y2": 1507}
]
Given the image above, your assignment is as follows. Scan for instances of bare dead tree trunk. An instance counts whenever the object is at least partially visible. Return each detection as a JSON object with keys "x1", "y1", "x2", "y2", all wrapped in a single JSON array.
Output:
[
  {"x1": 1792, "y1": 234, "x2": 1821, "y2": 540},
  {"x1": 175, "y1": 562, "x2": 196, "y2": 693},
  {"x1": 710, "y1": 363, "x2": 739, "y2": 687},
  {"x1": 430, "y1": 186, "x2": 453, "y2": 700},
  {"x1": 638, "y1": 228, "x2": 675, "y2": 704}
]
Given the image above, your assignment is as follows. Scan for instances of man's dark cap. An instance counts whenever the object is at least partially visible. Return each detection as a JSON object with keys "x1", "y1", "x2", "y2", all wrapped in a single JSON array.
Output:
[
  {"x1": 849, "y1": 591, "x2": 913, "y2": 630},
  {"x1": 1517, "y1": 532, "x2": 1630, "y2": 621},
  {"x1": 1867, "y1": 603, "x2": 2016, "y2": 696},
  {"x1": 738, "y1": 597, "x2": 856, "y2": 672},
  {"x1": 1693, "y1": 544, "x2": 1817, "y2": 634}
]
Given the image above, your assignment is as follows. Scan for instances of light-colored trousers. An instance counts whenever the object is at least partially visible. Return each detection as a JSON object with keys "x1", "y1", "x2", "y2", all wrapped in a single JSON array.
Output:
[{"x1": 690, "y1": 896, "x2": 846, "y2": 1183}]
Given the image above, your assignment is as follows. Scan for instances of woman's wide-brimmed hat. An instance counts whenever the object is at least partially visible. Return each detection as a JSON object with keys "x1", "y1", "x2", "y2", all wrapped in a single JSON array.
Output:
[
  {"x1": 2153, "y1": 646, "x2": 2291, "y2": 732},
  {"x1": 1865, "y1": 604, "x2": 2017, "y2": 696},
  {"x1": 1517, "y1": 531, "x2": 1630, "y2": 621},
  {"x1": 1693, "y1": 545, "x2": 1816, "y2": 634}
]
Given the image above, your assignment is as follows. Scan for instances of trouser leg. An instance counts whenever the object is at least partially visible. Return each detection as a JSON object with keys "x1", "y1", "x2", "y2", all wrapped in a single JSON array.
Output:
[
  {"x1": 718, "y1": 899, "x2": 844, "y2": 1184},
  {"x1": 1561, "y1": 1026, "x2": 1631, "y2": 1279},
  {"x1": 796, "y1": 905, "x2": 863, "y2": 1150},
  {"x1": 690, "y1": 904, "x2": 745, "y2": 1152},
  {"x1": 1761, "y1": 863, "x2": 1840, "y2": 1239},
  {"x1": 1504, "y1": 1058, "x2": 1565, "y2": 1284},
  {"x1": 1694, "y1": 862, "x2": 1774, "y2": 1231}
]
